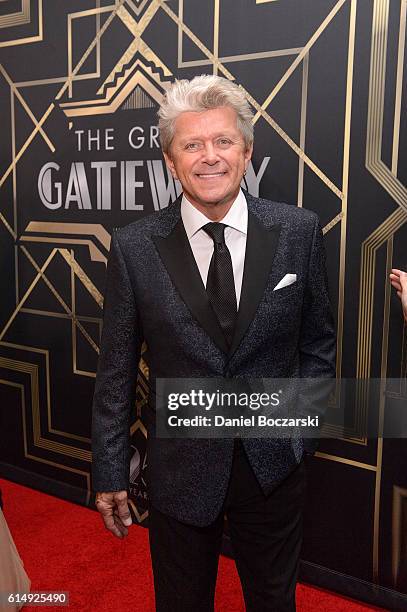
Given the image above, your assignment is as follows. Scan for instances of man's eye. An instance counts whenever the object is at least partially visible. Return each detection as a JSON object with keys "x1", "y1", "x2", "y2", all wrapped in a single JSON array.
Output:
[
  {"x1": 217, "y1": 138, "x2": 232, "y2": 147},
  {"x1": 185, "y1": 143, "x2": 200, "y2": 150}
]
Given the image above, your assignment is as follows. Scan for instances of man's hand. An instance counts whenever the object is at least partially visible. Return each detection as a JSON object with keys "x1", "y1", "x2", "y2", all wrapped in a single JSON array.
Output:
[
  {"x1": 390, "y1": 269, "x2": 407, "y2": 322},
  {"x1": 95, "y1": 490, "x2": 132, "y2": 539}
]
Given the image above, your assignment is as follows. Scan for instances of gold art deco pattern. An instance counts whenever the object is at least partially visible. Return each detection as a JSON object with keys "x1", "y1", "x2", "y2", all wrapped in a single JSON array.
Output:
[{"x1": 0, "y1": 0, "x2": 406, "y2": 580}]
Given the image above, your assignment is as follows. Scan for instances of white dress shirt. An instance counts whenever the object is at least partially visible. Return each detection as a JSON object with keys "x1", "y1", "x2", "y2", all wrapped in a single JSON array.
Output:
[{"x1": 180, "y1": 189, "x2": 248, "y2": 307}]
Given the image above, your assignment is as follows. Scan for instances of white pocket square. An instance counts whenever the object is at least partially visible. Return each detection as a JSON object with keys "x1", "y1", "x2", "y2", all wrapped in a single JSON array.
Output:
[{"x1": 273, "y1": 273, "x2": 297, "y2": 291}]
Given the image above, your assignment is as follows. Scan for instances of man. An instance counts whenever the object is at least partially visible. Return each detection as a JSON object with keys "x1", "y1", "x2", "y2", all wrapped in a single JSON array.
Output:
[
  {"x1": 390, "y1": 269, "x2": 407, "y2": 322},
  {"x1": 92, "y1": 75, "x2": 336, "y2": 611}
]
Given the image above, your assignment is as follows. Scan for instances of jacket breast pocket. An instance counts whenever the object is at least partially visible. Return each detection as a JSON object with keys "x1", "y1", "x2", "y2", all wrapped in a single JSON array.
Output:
[
  {"x1": 256, "y1": 286, "x2": 303, "y2": 340},
  {"x1": 264, "y1": 282, "x2": 303, "y2": 303}
]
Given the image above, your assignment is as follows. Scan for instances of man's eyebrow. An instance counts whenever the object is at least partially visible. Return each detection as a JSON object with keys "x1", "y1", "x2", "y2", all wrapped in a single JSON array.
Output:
[
  {"x1": 178, "y1": 136, "x2": 204, "y2": 143},
  {"x1": 178, "y1": 131, "x2": 238, "y2": 142}
]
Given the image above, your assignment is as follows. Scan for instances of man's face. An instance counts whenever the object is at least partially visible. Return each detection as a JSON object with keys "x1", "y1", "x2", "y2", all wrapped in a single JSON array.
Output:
[{"x1": 164, "y1": 106, "x2": 253, "y2": 214}]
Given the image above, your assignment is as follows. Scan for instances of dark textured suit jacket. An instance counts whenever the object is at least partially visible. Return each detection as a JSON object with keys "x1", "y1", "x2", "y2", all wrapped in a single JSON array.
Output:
[{"x1": 91, "y1": 191, "x2": 336, "y2": 527}]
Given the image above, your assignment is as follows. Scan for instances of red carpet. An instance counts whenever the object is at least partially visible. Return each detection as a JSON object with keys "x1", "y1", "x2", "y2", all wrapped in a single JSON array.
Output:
[{"x1": 0, "y1": 479, "x2": 387, "y2": 611}]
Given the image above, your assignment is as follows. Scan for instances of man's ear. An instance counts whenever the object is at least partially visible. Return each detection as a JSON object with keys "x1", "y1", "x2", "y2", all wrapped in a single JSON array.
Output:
[
  {"x1": 163, "y1": 152, "x2": 178, "y2": 180},
  {"x1": 244, "y1": 143, "x2": 253, "y2": 170}
]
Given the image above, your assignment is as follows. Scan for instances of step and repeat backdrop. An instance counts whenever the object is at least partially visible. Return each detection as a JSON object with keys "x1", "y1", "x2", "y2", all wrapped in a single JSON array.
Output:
[{"x1": 0, "y1": 0, "x2": 406, "y2": 606}]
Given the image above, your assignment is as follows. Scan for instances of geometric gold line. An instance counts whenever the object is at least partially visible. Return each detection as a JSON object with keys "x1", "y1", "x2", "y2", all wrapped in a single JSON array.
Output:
[
  {"x1": 223, "y1": 48, "x2": 301, "y2": 62},
  {"x1": 14, "y1": 72, "x2": 101, "y2": 88},
  {"x1": 65, "y1": 243, "x2": 99, "y2": 383},
  {"x1": 3, "y1": 374, "x2": 91, "y2": 490},
  {"x1": 0, "y1": 211, "x2": 16, "y2": 239},
  {"x1": 89, "y1": 2, "x2": 172, "y2": 103},
  {"x1": 67, "y1": 2, "x2": 109, "y2": 99},
  {"x1": 391, "y1": 0, "x2": 406, "y2": 174},
  {"x1": 178, "y1": 48, "x2": 302, "y2": 70},
  {"x1": 60, "y1": 56, "x2": 165, "y2": 109},
  {"x1": 20, "y1": 308, "x2": 101, "y2": 324},
  {"x1": 1, "y1": 378, "x2": 90, "y2": 491},
  {"x1": 177, "y1": 0, "x2": 299, "y2": 69},
  {"x1": 0, "y1": 0, "x2": 30, "y2": 29},
  {"x1": 60, "y1": 62, "x2": 169, "y2": 116},
  {"x1": 72, "y1": 245, "x2": 77, "y2": 376},
  {"x1": 358, "y1": 0, "x2": 407, "y2": 396},
  {"x1": 323, "y1": 212, "x2": 344, "y2": 235},
  {"x1": 372, "y1": 237, "x2": 393, "y2": 580},
  {"x1": 177, "y1": 0, "x2": 183, "y2": 68},
  {"x1": 0, "y1": 64, "x2": 55, "y2": 152},
  {"x1": 373, "y1": 439, "x2": 384, "y2": 582},
  {"x1": 20, "y1": 453, "x2": 91, "y2": 489},
  {"x1": 126, "y1": 0, "x2": 150, "y2": 15},
  {"x1": 0, "y1": 0, "x2": 43, "y2": 48},
  {"x1": 252, "y1": 0, "x2": 348, "y2": 123},
  {"x1": 297, "y1": 54, "x2": 309, "y2": 207},
  {"x1": 315, "y1": 451, "x2": 377, "y2": 471},
  {"x1": 14, "y1": 316, "x2": 98, "y2": 383},
  {"x1": 24, "y1": 221, "x2": 111, "y2": 251},
  {"x1": 0, "y1": 340, "x2": 50, "y2": 355},
  {"x1": 0, "y1": 102, "x2": 54, "y2": 188},
  {"x1": 366, "y1": 0, "x2": 407, "y2": 213},
  {"x1": 213, "y1": 0, "x2": 219, "y2": 76},
  {"x1": 244, "y1": 87, "x2": 344, "y2": 199},
  {"x1": 358, "y1": 0, "x2": 407, "y2": 566},
  {"x1": 357, "y1": 213, "x2": 407, "y2": 383},
  {"x1": 0, "y1": 248, "x2": 57, "y2": 342},
  {"x1": 127, "y1": 417, "x2": 148, "y2": 523},
  {"x1": 0, "y1": 341, "x2": 91, "y2": 445},
  {"x1": 159, "y1": 0, "x2": 234, "y2": 79},
  {"x1": 116, "y1": 3, "x2": 171, "y2": 73},
  {"x1": 320, "y1": 424, "x2": 367, "y2": 445},
  {"x1": 95, "y1": 0, "x2": 101, "y2": 78},
  {"x1": 120, "y1": 1, "x2": 162, "y2": 38},
  {"x1": 336, "y1": 0, "x2": 357, "y2": 385},
  {"x1": 67, "y1": 4, "x2": 116, "y2": 23},
  {"x1": 0, "y1": 359, "x2": 39, "y2": 455},
  {"x1": 59, "y1": 248, "x2": 103, "y2": 308},
  {"x1": 56, "y1": 0, "x2": 127, "y2": 102},
  {"x1": 2, "y1": 317, "x2": 90, "y2": 445},
  {"x1": 0, "y1": 358, "x2": 91, "y2": 462},
  {"x1": 73, "y1": 369, "x2": 96, "y2": 379},
  {"x1": 19, "y1": 246, "x2": 100, "y2": 355},
  {"x1": 11, "y1": 87, "x2": 17, "y2": 245},
  {"x1": 67, "y1": 248, "x2": 97, "y2": 398},
  {"x1": 11, "y1": 85, "x2": 17, "y2": 244},
  {"x1": 20, "y1": 236, "x2": 107, "y2": 264},
  {"x1": 364, "y1": 208, "x2": 407, "y2": 250},
  {"x1": 128, "y1": 498, "x2": 149, "y2": 524},
  {"x1": 160, "y1": 0, "x2": 343, "y2": 200}
]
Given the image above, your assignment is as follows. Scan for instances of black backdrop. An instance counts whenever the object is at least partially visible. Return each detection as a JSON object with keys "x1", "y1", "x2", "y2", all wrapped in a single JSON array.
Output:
[{"x1": 0, "y1": 1, "x2": 406, "y2": 608}]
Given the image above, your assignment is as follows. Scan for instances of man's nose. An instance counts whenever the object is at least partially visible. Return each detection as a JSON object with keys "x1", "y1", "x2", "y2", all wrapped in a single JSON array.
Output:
[{"x1": 201, "y1": 142, "x2": 219, "y2": 164}]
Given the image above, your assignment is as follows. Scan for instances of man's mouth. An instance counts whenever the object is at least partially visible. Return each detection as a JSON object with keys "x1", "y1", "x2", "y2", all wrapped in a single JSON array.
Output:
[{"x1": 195, "y1": 172, "x2": 226, "y2": 178}]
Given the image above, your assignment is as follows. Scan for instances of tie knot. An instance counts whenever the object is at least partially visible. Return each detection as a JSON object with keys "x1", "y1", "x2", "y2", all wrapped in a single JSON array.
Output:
[{"x1": 203, "y1": 222, "x2": 227, "y2": 246}]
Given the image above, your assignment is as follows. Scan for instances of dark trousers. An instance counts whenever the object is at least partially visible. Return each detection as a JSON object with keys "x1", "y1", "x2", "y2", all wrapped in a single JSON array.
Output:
[{"x1": 148, "y1": 441, "x2": 307, "y2": 612}]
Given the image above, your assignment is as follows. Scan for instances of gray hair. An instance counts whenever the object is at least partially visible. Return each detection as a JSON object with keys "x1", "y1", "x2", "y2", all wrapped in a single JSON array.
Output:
[{"x1": 158, "y1": 75, "x2": 254, "y2": 154}]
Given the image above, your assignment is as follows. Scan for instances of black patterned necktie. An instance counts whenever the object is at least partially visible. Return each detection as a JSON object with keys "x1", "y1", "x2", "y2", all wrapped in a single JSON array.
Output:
[{"x1": 202, "y1": 222, "x2": 237, "y2": 347}]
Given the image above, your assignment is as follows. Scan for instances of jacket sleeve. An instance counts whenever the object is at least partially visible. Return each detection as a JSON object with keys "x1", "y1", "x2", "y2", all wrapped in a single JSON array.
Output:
[
  {"x1": 91, "y1": 229, "x2": 143, "y2": 492},
  {"x1": 300, "y1": 216, "x2": 336, "y2": 378},
  {"x1": 299, "y1": 216, "x2": 337, "y2": 454}
]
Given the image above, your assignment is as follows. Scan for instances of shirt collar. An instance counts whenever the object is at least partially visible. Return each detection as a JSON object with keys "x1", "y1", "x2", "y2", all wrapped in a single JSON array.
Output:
[{"x1": 181, "y1": 189, "x2": 248, "y2": 239}]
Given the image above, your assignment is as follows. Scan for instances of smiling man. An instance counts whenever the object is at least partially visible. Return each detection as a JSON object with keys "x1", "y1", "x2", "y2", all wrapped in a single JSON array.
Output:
[
  {"x1": 92, "y1": 75, "x2": 336, "y2": 611},
  {"x1": 163, "y1": 105, "x2": 252, "y2": 219}
]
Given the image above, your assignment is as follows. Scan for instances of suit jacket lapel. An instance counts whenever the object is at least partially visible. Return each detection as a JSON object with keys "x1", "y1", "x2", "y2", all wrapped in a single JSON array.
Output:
[
  {"x1": 228, "y1": 205, "x2": 281, "y2": 359},
  {"x1": 152, "y1": 202, "x2": 229, "y2": 355},
  {"x1": 151, "y1": 194, "x2": 281, "y2": 359}
]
